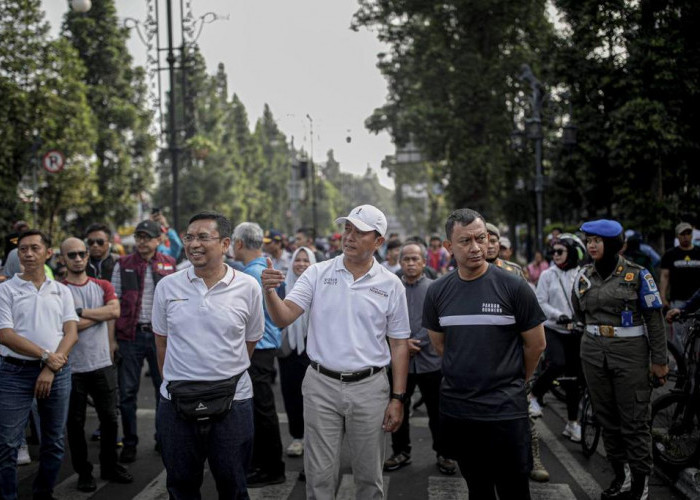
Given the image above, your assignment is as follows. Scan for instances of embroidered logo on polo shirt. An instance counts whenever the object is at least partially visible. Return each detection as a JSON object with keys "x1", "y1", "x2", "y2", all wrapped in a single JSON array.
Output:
[
  {"x1": 369, "y1": 287, "x2": 388, "y2": 297},
  {"x1": 323, "y1": 278, "x2": 338, "y2": 286},
  {"x1": 481, "y1": 302, "x2": 503, "y2": 314}
]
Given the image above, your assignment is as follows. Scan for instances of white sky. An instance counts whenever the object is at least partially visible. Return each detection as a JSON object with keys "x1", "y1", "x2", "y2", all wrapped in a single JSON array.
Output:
[{"x1": 41, "y1": 0, "x2": 395, "y2": 189}]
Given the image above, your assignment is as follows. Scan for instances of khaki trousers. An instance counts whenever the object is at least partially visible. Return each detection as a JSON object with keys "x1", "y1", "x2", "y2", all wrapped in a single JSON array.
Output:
[{"x1": 302, "y1": 366, "x2": 389, "y2": 500}]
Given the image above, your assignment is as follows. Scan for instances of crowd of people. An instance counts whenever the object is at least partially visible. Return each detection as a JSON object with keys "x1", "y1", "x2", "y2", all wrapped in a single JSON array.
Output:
[{"x1": 0, "y1": 206, "x2": 698, "y2": 500}]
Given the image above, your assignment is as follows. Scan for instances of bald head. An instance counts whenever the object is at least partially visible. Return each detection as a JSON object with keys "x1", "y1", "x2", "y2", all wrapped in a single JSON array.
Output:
[
  {"x1": 61, "y1": 237, "x2": 88, "y2": 278},
  {"x1": 61, "y1": 237, "x2": 86, "y2": 254}
]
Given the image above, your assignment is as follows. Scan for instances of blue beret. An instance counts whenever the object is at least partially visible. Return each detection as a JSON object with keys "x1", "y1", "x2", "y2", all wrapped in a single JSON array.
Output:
[{"x1": 580, "y1": 219, "x2": 623, "y2": 238}]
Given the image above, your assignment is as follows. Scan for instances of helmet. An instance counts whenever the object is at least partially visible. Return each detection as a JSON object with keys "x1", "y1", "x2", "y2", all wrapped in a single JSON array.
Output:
[{"x1": 552, "y1": 233, "x2": 585, "y2": 269}]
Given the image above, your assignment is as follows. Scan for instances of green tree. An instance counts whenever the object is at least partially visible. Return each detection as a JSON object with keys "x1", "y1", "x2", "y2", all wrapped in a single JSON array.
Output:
[{"x1": 63, "y1": 0, "x2": 156, "y2": 230}]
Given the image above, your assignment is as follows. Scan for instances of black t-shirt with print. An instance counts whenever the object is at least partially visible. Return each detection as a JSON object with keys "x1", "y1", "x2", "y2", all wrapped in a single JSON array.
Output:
[
  {"x1": 660, "y1": 246, "x2": 700, "y2": 301},
  {"x1": 423, "y1": 265, "x2": 545, "y2": 420}
]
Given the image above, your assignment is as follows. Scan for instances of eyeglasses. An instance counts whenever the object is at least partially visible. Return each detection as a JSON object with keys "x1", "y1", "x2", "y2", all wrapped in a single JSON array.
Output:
[
  {"x1": 134, "y1": 233, "x2": 154, "y2": 242},
  {"x1": 66, "y1": 251, "x2": 87, "y2": 260},
  {"x1": 87, "y1": 238, "x2": 106, "y2": 246},
  {"x1": 553, "y1": 248, "x2": 567, "y2": 255},
  {"x1": 183, "y1": 234, "x2": 223, "y2": 243}
]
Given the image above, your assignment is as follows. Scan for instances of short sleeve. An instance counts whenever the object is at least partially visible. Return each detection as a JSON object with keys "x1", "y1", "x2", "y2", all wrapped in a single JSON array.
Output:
[
  {"x1": 0, "y1": 285, "x2": 14, "y2": 329},
  {"x1": 151, "y1": 279, "x2": 168, "y2": 336},
  {"x1": 60, "y1": 284, "x2": 78, "y2": 323},
  {"x1": 97, "y1": 279, "x2": 117, "y2": 303},
  {"x1": 386, "y1": 285, "x2": 410, "y2": 339},
  {"x1": 639, "y1": 269, "x2": 663, "y2": 310},
  {"x1": 422, "y1": 282, "x2": 442, "y2": 332},
  {"x1": 246, "y1": 284, "x2": 265, "y2": 342},
  {"x1": 285, "y1": 265, "x2": 315, "y2": 312},
  {"x1": 512, "y1": 279, "x2": 545, "y2": 332}
]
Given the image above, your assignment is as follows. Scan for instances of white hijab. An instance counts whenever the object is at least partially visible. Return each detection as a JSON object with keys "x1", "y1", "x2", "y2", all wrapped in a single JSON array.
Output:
[{"x1": 285, "y1": 247, "x2": 317, "y2": 354}]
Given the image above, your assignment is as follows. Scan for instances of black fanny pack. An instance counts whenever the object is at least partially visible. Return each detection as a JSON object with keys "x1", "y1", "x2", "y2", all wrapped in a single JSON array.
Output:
[{"x1": 167, "y1": 373, "x2": 242, "y2": 423}]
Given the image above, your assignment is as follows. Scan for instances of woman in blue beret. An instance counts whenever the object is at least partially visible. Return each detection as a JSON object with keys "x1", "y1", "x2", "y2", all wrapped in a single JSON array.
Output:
[{"x1": 572, "y1": 219, "x2": 668, "y2": 500}]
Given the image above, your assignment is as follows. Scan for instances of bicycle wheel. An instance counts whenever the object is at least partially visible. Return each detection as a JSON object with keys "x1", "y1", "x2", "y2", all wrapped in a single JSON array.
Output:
[
  {"x1": 651, "y1": 392, "x2": 700, "y2": 468},
  {"x1": 580, "y1": 393, "x2": 600, "y2": 458}
]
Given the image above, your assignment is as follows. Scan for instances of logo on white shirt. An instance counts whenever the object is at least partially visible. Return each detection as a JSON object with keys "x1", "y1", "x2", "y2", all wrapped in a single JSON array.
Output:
[
  {"x1": 481, "y1": 302, "x2": 503, "y2": 314},
  {"x1": 369, "y1": 287, "x2": 388, "y2": 298},
  {"x1": 323, "y1": 278, "x2": 338, "y2": 286}
]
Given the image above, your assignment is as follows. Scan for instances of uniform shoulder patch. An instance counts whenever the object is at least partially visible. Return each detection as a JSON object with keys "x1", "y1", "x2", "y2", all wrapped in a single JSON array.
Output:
[
  {"x1": 624, "y1": 272, "x2": 635, "y2": 282},
  {"x1": 638, "y1": 269, "x2": 661, "y2": 309}
]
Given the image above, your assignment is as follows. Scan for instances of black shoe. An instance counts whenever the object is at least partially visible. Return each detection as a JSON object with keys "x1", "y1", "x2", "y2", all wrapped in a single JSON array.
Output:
[
  {"x1": 246, "y1": 470, "x2": 286, "y2": 488},
  {"x1": 601, "y1": 477, "x2": 630, "y2": 500},
  {"x1": 298, "y1": 470, "x2": 306, "y2": 482},
  {"x1": 119, "y1": 446, "x2": 137, "y2": 463},
  {"x1": 77, "y1": 473, "x2": 97, "y2": 492},
  {"x1": 102, "y1": 464, "x2": 134, "y2": 484}
]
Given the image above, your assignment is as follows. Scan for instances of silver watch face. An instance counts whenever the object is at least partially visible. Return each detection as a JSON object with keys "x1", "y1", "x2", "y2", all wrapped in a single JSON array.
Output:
[{"x1": 41, "y1": 351, "x2": 49, "y2": 361}]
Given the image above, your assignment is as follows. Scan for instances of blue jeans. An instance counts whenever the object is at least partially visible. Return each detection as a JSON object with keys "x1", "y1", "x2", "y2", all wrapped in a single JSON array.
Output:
[
  {"x1": 158, "y1": 397, "x2": 254, "y2": 499},
  {"x1": 118, "y1": 325, "x2": 162, "y2": 448},
  {"x1": 0, "y1": 358, "x2": 71, "y2": 500}
]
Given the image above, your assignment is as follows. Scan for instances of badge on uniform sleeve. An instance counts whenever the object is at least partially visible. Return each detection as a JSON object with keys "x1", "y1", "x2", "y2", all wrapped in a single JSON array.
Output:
[
  {"x1": 638, "y1": 269, "x2": 662, "y2": 309},
  {"x1": 624, "y1": 273, "x2": 634, "y2": 282},
  {"x1": 616, "y1": 265, "x2": 624, "y2": 275}
]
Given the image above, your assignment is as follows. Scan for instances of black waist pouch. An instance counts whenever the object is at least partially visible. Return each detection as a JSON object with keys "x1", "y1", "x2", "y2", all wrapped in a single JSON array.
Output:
[{"x1": 167, "y1": 373, "x2": 242, "y2": 422}]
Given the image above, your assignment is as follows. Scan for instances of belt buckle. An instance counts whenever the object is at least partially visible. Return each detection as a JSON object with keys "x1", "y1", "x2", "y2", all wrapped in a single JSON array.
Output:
[
  {"x1": 600, "y1": 325, "x2": 615, "y2": 338},
  {"x1": 339, "y1": 372, "x2": 353, "y2": 382}
]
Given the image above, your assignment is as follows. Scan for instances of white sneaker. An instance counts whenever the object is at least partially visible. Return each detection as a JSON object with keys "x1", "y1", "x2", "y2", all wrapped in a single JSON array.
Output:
[
  {"x1": 17, "y1": 445, "x2": 31, "y2": 465},
  {"x1": 286, "y1": 439, "x2": 303, "y2": 457},
  {"x1": 562, "y1": 421, "x2": 581, "y2": 442},
  {"x1": 528, "y1": 397, "x2": 543, "y2": 418}
]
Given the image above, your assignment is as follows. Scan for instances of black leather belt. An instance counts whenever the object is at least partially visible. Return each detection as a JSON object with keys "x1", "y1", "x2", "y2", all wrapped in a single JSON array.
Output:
[
  {"x1": 310, "y1": 360, "x2": 383, "y2": 382},
  {"x1": 1, "y1": 356, "x2": 41, "y2": 367},
  {"x1": 137, "y1": 323, "x2": 152, "y2": 331}
]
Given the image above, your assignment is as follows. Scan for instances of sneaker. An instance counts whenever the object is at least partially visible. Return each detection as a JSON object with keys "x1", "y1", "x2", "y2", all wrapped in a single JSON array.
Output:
[
  {"x1": 286, "y1": 439, "x2": 303, "y2": 457},
  {"x1": 77, "y1": 472, "x2": 97, "y2": 492},
  {"x1": 562, "y1": 421, "x2": 582, "y2": 443},
  {"x1": 17, "y1": 445, "x2": 31, "y2": 466},
  {"x1": 528, "y1": 396, "x2": 543, "y2": 418},
  {"x1": 119, "y1": 445, "x2": 137, "y2": 463},
  {"x1": 246, "y1": 469, "x2": 286, "y2": 488},
  {"x1": 383, "y1": 451, "x2": 411, "y2": 472},
  {"x1": 436, "y1": 455, "x2": 457, "y2": 475}
]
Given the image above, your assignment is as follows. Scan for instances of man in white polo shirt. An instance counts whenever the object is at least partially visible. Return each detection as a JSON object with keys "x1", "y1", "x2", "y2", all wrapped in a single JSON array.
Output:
[
  {"x1": 153, "y1": 211, "x2": 264, "y2": 498},
  {"x1": 0, "y1": 230, "x2": 79, "y2": 500},
  {"x1": 262, "y1": 204, "x2": 410, "y2": 500}
]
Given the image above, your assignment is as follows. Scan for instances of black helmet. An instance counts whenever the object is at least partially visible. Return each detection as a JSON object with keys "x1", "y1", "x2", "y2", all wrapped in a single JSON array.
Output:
[{"x1": 552, "y1": 233, "x2": 585, "y2": 270}]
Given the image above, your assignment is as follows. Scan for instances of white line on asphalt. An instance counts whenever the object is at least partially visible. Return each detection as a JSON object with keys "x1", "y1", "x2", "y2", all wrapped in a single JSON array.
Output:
[
  {"x1": 53, "y1": 465, "x2": 108, "y2": 500},
  {"x1": 545, "y1": 396, "x2": 606, "y2": 458},
  {"x1": 535, "y1": 419, "x2": 602, "y2": 498},
  {"x1": 132, "y1": 469, "x2": 169, "y2": 500},
  {"x1": 248, "y1": 471, "x2": 298, "y2": 499},
  {"x1": 336, "y1": 473, "x2": 390, "y2": 499}
]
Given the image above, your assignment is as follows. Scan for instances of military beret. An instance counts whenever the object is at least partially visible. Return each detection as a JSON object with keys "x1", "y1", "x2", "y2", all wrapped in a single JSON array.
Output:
[{"x1": 580, "y1": 219, "x2": 623, "y2": 238}]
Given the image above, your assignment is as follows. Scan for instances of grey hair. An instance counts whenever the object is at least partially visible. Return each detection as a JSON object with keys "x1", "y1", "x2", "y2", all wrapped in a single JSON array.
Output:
[
  {"x1": 399, "y1": 241, "x2": 427, "y2": 261},
  {"x1": 232, "y1": 222, "x2": 263, "y2": 250}
]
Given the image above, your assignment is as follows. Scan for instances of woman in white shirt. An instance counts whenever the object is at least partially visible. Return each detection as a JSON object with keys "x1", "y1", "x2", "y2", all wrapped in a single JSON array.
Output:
[{"x1": 529, "y1": 234, "x2": 586, "y2": 442}]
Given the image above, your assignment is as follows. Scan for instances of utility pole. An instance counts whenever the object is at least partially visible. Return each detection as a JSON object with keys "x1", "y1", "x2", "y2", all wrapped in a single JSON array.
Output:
[
  {"x1": 165, "y1": 0, "x2": 180, "y2": 231},
  {"x1": 306, "y1": 114, "x2": 317, "y2": 236}
]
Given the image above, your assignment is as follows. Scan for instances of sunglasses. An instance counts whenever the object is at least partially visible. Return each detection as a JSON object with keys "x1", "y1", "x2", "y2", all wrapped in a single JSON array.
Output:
[
  {"x1": 87, "y1": 238, "x2": 106, "y2": 246},
  {"x1": 66, "y1": 251, "x2": 87, "y2": 260},
  {"x1": 553, "y1": 248, "x2": 568, "y2": 255}
]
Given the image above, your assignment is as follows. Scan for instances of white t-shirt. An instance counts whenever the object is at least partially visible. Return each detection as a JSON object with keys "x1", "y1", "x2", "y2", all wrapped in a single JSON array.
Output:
[
  {"x1": 151, "y1": 265, "x2": 264, "y2": 400},
  {"x1": 285, "y1": 255, "x2": 410, "y2": 372},
  {"x1": 0, "y1": 274, "x2": 78, "y2": 359}
]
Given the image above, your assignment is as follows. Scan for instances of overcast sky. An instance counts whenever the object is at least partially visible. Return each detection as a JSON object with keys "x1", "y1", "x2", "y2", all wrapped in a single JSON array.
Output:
[{"x1": 42, "y1": 0, "x2": 395, "y2": 188}]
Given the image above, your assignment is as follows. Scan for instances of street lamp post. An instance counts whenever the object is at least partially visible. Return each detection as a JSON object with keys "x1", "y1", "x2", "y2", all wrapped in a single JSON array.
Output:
[{"x1": 306, "y1": 114, "x2": 318, "y2": 236}]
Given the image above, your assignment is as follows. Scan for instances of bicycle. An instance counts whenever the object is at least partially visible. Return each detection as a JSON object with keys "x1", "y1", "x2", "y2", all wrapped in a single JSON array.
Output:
[{"x1": 651, "y1": 311, "x2": 700, "y2": 469}]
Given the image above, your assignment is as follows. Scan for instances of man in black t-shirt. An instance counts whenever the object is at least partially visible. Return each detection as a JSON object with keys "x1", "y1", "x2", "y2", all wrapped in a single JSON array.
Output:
[
  {"x1": 660, "y1": 222, "x2": 700, "y2": 351},
  {"x1": 423, "y1": 208, "x2": 546, "y2": 499}
]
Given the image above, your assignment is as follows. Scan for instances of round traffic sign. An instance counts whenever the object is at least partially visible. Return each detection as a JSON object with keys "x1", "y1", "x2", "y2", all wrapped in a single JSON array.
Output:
[{"x1": 42, "y1": 150, "x2": 66, "y2": 174}]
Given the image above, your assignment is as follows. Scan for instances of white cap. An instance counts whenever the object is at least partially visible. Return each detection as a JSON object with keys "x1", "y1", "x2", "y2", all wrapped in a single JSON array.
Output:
[
  {"x1": 335, "y1": 205, "x2": 388, "y2": 237},
  {"x1": 499, "y1": 236, "x2": 512, "y2": 249}
]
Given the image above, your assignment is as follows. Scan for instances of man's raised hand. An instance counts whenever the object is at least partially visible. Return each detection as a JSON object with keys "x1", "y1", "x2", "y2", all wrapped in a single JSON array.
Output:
[{"x1": 261, "y1": 257, "x2": 285, "y2": 294}]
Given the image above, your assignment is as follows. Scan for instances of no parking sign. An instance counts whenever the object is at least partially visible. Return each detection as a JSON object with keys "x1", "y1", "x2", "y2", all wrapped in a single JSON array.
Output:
[{"x1": 42, "y1": 150, "x2": 66, "y2": 174}]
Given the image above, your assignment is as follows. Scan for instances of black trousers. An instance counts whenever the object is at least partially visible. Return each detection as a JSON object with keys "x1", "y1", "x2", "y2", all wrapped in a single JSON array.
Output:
[
  {"x1": 67, "y1": 365, "x2": 119, "y2": 475},
  {"x1": 389, "y1": 369, "x2": 444, "y2": 456},
  {"x1": 531, "y1": 328, "x2": 582, "y2": 421},
  {"x1": 441, "y1": 415, "x2": 531, "y2": 500},
  {"x1": 249, "y1": 349, "x2": 285, "y2": 476},
  {"x1": 278, "y1": 350, "x2": 310, "y2": 440}
]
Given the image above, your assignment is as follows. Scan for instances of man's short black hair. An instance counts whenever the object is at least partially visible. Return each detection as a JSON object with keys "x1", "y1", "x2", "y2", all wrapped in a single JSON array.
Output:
[
  {"x1": 386, "y1": 239, "x2": 402, "y2": 251},
  {"x1": 296, "y1": 227, "x2": 316, "y2": 240},
  {"x1": 188, "y1": 211, "x2": 232, "y2": 238},
  {"x1": 85, "y1": 223, "x2": 112, "y2": 238},
  {"x1": 445, "y1": 208, "x2": 485, "y2": 240},
  {"x1": 429, "y1": 235, "x2": 442, "y2": 242},
  {"x1": 18, "y1": 229, "x2": 51, "y2": 248}
]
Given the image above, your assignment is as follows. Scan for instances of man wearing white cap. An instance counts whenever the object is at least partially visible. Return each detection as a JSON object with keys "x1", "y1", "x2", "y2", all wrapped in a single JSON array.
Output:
[{"x1": 262, "y1": 205, "x2": 410, "y2": 500}]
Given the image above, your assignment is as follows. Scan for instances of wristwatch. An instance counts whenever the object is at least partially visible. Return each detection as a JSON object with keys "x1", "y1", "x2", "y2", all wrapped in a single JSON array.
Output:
[
  {"x1": 390, "y1": 392, "x2": 408, "y2": 404},
  {"x1": 75, "y1": 307, "x2": 83, "y2": 317},
  {"x1": 41, "y1": 350, "x2": 50, "y2": 363}
]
